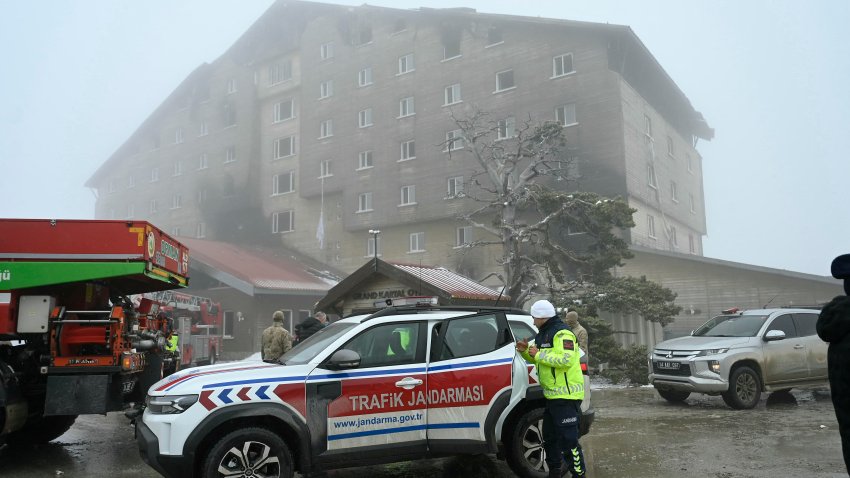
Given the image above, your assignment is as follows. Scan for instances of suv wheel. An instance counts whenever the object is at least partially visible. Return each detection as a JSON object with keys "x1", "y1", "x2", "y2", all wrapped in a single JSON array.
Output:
[
  {"x1": 505, "y1": 406, "x2": 551, "y2": 478},
  {"x1": 656, "y1": 388, "x2": 690, "y2": 403},
  {"x1": 722, "y1": 365, "x2": 762, "y2": 409},
  {"x1": 202, "y1": 427, "x2": 293, "y2": 478}
]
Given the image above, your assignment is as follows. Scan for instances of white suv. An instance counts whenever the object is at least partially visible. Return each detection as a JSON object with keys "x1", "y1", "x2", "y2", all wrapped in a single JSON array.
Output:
[
  {"x1": 649, "y1": 308, "x2": 828, "y2": 409},
  {"x1": 136, "y1": 306, "x2": 593, "y2": 478}
]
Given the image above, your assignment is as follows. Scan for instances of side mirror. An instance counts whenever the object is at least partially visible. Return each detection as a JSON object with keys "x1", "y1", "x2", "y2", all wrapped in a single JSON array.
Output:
[
  {"x1": 325, "y1": 349, "x2": 361, "y2": 370},
  {"x1": 763, "y1": 329, "x2": 786, "y2": 342}
]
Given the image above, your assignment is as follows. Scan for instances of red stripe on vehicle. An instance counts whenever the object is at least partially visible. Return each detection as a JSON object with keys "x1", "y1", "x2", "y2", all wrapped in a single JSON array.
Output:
[
  {"x1": 237, "y1": 387, "x2": 251, "y2": 401},
  {"x1": 199, "y1": 390, "x2": 217, "y2": 411},
  {"x1": 273, "y1": 383, "x2": 306, "y2": 419}
]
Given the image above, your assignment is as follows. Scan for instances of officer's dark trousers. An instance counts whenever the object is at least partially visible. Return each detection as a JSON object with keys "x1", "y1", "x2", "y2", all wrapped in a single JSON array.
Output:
[{"x1": 542, "y1": 398, "x2": 586, "y2": 477}]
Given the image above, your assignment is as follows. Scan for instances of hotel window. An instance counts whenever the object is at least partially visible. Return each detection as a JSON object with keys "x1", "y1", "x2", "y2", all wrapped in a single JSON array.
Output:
[
  {"x1": 126, "y1": 204, "x2": 135, "y2": 219},
  {"x1": 400, "y1": 185, "x2": 416, "y2": 206},
  {"x1": 171, "y1": 194, "x2": 183, "y2": 210},
  {"x1": 268, "y1": 60, "x2": 292, "y2": 85},
  {"x1": 354, "y1": 26, "x2": 373, "y2": 46},
  {"x1": 273, "y1": 171, "x2": 295, "y2": 195},
  {"x1": 196, "y1": 188, "x2": 207, "y2": 205},
  {"x1": 198, "y1": 153, "x2": 208, "y2": 170},
  {"x1": 400, "y1": 140, "x2": 415, "y2": 161},
  {"x1": 358, "y1": 151, "x2": 373, "y2": 170},
  {"x1": 456, "y1": 226, "x2": 472, "y2": 246},
  {"x1": 447, "y1": 176, "x2": 464, "y2": 197},
  {"x1": 487, "y1": 27, "x2": 503, "y2": 46},
  {"x1": 226, "y1": 78, "x2": 237, "y2": 94},
  {"x1": 552, "y1": 53, "x2": 575, "y2": 78},
  {"x1": 199, "y1": 121, "x2": 208, "y2": 136},
  {"x1": 358, "y1": 67, "x2": 373, "y2": 87},
  {"x1": 443, "y1": 35, "x2": 461, "y2": 60},
  {"x1": 107, "y1": 180, "x2": 115, "y2": 194},
  {"x1": 689, "y1": 193, "x2": 697, "y2": 213},
  {"x1": 358, "y1": 108, "x2": 373, "y2": 128},
  {"x1": 223, "y1": 104, "x2": 236, "y2": 126},
  {"x1": 644, "y1": 115, "x2": 653, "y2": 138},
  {"x1": 319, "y1": 80, "x2": 333, "y2": 99},
  {"x1": 171, "y1": 226, "x2": 181, "y2": 237},
  {"x1": 225, "y1": 146, "x2": 237, "y2": 163},
  {"x1": 398, "y1": 97, "x2": 415, "y2": 117},
  {"x1": 150, "y1": 167, "x2": 159, "y2": 183},
  {"x1": 671, "y1": 226, "x2": 678, "y2": 246},
  {"x1": 320, "y1": 42, "x2": 334, "y2": 60},
  {"x1": 149, "y1": 200, "x2": 158, "y2": 214},
  {"x1": 647, "y1": 163, "x2": 657, "y2": 188},
  {"x1": 319, "y1": 119, "x2": 333, "y2": 138},
  {"x1": 445, "y1": 129, "x2": 464, "y2": 151},
  {"x1": 687, "y1": 154, "x2": 694, "y2": 173},
  {"x1": 173, "y1": 160, "x2": 182, "y2": 177},
  {"x1": 175, "y1": 128, "x2": 184, "y2": 144},
  {"x1": 196, "y1": 222, "x2": 206, "y2": 239},
  {"x1": 667, "y1": 136, "x2": 675, "y2": 157},
  {"x1": 689, "y1": 234, "x2": 696, "y2": 254},
  {"x1": 274, "y1": 136, "x2": 295, "y2": 159},
  {"x1": 496, "y1": 69, "x2": 515, "y2": 91},
  {"x1": 670, "y1": 180, "x2": 679, "y2": 202},
  {"x1": 273, "y1": 210, "x2": 294, "y2": 233},
  {"x1": 555, "y1": 103, "x2": 577, "y2": 127},
  {"x1": 444, "y1": 83, "x2": 462, "y2": 105},
  {"x1": 398, "y1": 53, "x2": 415, "y2": 74},
  {"x1": 409, "y1": 232, "x2": 425, "y2": 252},
  {"x1": 273, "y1": 99, "x2": 294, "y2": 123},
  {"x1": 357, "y1": 192, "x2": 373, "y2": 212},
  {"x1": 647, "y1": 214, "x2": 656, "y2": 239},
  {"x1": 128, "y1": 175, "x2": 135, "y2": 189},
  {"x1": 497, "y1": 117, "x2": 516, "y2": 140},
  {"x1": 319, "y1": 160, "x2": 332, "y2": 178}
]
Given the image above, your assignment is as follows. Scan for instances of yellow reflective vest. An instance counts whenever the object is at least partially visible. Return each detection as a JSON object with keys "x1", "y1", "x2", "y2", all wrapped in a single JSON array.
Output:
[
  {"x1": 520, "y1": 319, "x2": 584, "y2": 400},
  {"x1": 166, "y1": 334, "x2": 179, "y2": 353}
]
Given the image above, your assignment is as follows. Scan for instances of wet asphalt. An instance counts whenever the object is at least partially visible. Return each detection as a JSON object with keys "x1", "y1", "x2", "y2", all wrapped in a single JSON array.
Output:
[{"x1": 0, "y1": 386, "x2": 846, "y2": 478}]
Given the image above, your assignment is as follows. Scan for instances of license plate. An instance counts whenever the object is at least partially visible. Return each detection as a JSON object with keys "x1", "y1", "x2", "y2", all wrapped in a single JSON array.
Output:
[{"x1": 657, "y1": 361, "x2": 679, "y2": 370}]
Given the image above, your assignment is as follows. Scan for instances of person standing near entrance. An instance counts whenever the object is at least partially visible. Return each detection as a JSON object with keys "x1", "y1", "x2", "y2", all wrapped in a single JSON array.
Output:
[
  {"x1": 261, "y1": 310, "x2": 293, "y2": 362},
  {"x1": 294, "y1": 311, "x2": 327, "y2": 344},
  {"x1": 564, "y1": 311, "x2": 588, "y2": 354},
  {"x1": 517, "y1": 299, "x2": 586, "y2": 478}
]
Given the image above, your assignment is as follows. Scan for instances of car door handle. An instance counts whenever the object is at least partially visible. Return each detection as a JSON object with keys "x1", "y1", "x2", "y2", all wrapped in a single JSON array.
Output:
[
  {"x1": 395, "y1": 377, "x2": 423, "y2": 390},
  {"x1": 793, "y1": 344, "x2": 805, "y2": 349}
]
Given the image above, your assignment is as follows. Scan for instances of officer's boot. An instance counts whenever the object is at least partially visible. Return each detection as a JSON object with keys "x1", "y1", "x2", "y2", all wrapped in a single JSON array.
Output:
[{"x1": 547, "y1": 465, "x2": 562, "y2": 478}]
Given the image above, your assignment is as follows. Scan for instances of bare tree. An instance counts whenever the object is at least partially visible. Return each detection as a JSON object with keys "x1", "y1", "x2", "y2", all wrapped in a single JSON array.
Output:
[{"x1": 444, "y1": 108, "x2": 635, "y2": 306}]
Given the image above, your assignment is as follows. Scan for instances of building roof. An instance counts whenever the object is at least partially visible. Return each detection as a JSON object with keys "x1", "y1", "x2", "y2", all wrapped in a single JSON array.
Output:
[
  {"x1": 181, "y1": 237, "x2": 339, "y2": 296},
  {"x1": 315, "y1": 258, "x2": 507, "y2": 313}
]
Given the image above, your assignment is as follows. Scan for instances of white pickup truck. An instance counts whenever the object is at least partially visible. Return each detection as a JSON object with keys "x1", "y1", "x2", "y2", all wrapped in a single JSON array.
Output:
[{"x1": 649, "y1": 307, "x2": 828, "y2": 409}]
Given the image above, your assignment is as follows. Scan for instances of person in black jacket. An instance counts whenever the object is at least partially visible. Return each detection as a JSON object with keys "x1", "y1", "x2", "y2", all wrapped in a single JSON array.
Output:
[
  {"x1": 294, "y1": 311, "x2": 327, "y2": 344},
  {"x1": 817, "y1": 253, "x2": 850, "y2": 474}
]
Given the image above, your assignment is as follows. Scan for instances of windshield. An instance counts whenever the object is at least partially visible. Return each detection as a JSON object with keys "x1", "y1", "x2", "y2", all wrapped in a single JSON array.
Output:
[
  {"x1": 278, "y1": 322, "x2": 356, "y2": 365},
  {"x1": 693, "y1": 314, "x2": 768, "y2": 337}
]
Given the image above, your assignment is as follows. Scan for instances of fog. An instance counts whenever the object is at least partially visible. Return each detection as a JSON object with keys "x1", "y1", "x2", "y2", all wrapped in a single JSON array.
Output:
[{"x1": 1, "y1": 0, "x2": 848, "y2": 276}]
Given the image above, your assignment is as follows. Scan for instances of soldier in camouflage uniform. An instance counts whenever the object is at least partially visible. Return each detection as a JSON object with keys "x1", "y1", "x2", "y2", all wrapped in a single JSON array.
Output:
[{"x1": 262, "y1": 310, "x2": 293, "y2": 362}]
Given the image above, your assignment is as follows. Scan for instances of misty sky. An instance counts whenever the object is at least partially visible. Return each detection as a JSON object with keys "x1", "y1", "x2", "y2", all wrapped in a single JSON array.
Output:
[{"x1": 2, "y1": 1, "x2": 848, "y2": 277}]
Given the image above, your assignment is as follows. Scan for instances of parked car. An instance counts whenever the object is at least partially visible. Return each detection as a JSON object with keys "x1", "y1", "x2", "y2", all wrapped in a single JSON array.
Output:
[
  {"x1": 136, "y1": 305, "x2": 593, "y2": 478},
  {"x1": 649, "y1": 307, "x2": 828, "y2": 409}
]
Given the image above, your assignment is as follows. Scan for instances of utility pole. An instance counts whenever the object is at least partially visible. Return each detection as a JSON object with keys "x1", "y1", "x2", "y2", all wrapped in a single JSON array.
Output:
[{"x1": 368, "y1": 229, "x2": 380, "y2": 271}]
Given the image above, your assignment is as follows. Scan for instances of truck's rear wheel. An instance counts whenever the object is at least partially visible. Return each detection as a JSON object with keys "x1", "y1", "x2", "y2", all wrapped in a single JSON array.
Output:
[
  {"x1": 505, "y1": 406, "x2": 550, "y2": 478},
  {"x1": 722, "y1": 365, "x2": 761, "y2": 409},
  {"x1": 202, "y1": 427, "x2": 293, "y2": 478},
  {"x1": 656, "y1": 388, "x2": 690, "y2": 403},
  {"x1": 6, "y1": 414, "x2": 78, "y2": 446}
]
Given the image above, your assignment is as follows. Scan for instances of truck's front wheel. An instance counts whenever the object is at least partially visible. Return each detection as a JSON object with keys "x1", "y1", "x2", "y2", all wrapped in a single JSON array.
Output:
[
  {"x1": 6, "y1": 414, "x2": 77, "y2": 446},
  {"x1": 722, "y1": 365, "x2": 761, "y2": 409},
  {"x1": 202, "y1": 427, "x2": 293, "y2": 478},
  {"x1": 505, "y1": 406, "x2": 550, "y2": 478}
]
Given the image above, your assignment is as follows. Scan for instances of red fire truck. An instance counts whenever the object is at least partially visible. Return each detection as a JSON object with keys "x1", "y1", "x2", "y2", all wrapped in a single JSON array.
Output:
[
  {"x1": 0, "y1": 219, "x2": 189, "y2": 445},
  {"x1": 142, "y1": 290, "x2": 223, "y2": 371}
]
